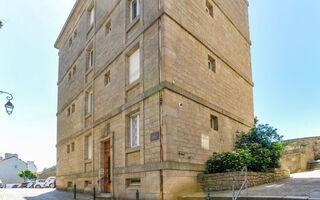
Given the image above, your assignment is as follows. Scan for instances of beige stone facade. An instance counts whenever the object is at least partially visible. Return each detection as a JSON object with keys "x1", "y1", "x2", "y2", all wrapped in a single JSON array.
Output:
[{"x1": 55, "y1": 0, "x2": 253, "y2": 199}]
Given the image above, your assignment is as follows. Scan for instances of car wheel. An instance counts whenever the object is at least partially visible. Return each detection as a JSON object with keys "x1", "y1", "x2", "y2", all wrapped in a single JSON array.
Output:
[
  {"x1": 36, "y1": 185, "x2": 41, "y2": 188},
  {"x1": 49, "y1": 183, "x2": 54, "y2": 188}
]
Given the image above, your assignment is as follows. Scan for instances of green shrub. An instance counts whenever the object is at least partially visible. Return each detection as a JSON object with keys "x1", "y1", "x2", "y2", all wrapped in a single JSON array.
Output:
[
  {"x1": 205, "y1": 149, "x2": 252, "y2": 173},
  {"x1": 205, "y1": 118, "x2": 284, "y2": 173}
]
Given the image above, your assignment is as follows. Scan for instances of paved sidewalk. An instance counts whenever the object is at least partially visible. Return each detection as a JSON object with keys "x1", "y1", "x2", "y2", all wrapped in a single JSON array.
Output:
[
  {"x1": 0, "y1": 188, "x2": 94, "y2": 200},
  {"x1": 182, "y1": 170, "x2": 320, "y2": 199}
]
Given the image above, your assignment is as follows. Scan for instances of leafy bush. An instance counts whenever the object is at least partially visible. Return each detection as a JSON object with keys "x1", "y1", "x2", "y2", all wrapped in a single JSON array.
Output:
[
  {"x1": 205, "y1": 149, "x2": 252, "y2": 173},
  {"x1": 205, "y1": 118, "x2": 284, "y2": 173}
]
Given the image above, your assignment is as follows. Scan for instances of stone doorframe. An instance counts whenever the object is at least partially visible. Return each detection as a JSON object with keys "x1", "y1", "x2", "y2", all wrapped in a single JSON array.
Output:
[{"x1": 99, "y1": 136, "x2": 113, "y2": 194}]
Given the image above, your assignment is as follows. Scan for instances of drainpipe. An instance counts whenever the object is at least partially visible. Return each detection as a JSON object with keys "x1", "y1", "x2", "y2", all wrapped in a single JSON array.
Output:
[{"x1": 158, "y1": 13, "x2": 164, "y2": 200}]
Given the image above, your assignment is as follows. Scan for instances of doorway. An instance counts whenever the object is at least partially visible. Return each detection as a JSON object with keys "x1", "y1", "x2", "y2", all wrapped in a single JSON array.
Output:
[{"x1": 104, "y1": 140, "x2": 111, "y2": 193}]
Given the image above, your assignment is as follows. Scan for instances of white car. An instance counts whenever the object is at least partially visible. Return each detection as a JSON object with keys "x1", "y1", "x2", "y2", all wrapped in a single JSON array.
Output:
[
  {"x1": 34, "y1": 180, "x2": 46, "y2": 188},
  {"x1": 44, "y1": 177, "x2": 56, "y2": 188},
  {"x1": 0, "y1": 180, "x2": 3, "y2": 188}
]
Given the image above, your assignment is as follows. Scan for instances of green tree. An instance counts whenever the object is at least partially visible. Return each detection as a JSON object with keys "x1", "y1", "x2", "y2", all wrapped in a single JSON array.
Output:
[
  {"x1": 235, "y1": 118, "x2": 284, "y2": 170},
  {"x1": 205, "y1": 118, "x2": 284, "y2": 173},
  {"x1": 18, "y1": 169, "x2": 37, "y2": 182}
]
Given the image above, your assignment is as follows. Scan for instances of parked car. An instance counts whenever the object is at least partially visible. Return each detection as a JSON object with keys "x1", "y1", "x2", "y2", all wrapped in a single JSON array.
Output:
[
  {"x1": 18, "y1": 182, "x2": 30, "y2": 188},
  {"x1": 34, "y1": 179, "x2": 46, "y2": 188},
  {"x1": 11, "y1": 184, "x2": 19, "y2": 188},
  {"x1": 27, "y1": 181, "x2": 35, "y2": 188},
  {"x1": 0, "y1": 180, "x2": 3, "y2": 188},
  {"x1": 44, "y1": 177, "x2": 56, "y2": 188}
]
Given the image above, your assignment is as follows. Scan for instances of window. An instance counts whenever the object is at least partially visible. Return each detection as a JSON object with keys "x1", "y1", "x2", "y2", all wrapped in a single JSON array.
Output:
[
  {"x1": 208, "y1": 55, "x2": 216, "y2": 73},
  {"x1": 130, "y1": 114, "x2": 139, "y2": 147},
  {"x1": 87, "y1": 91, "x2": 93, "y2": 114},
  {"x1": 85, "y1": 180, "x2": 92, "y2": 187},
  {"x1": 67, "y1": 144, "x2": 70, "y2": 153},
  {"x1": 68, "y1": 72, "x2": 72, "y2": 81},
  {"x1": 14, "y1": 165, "x2": 17, "y2": 169},
  {"x1": 85, "y1": 135, "x2": 93, "y2": 159},
  {"x1": 73, "y1": 29, "x2": 78, "y2": 39},
  {"x1": 105, "y1": 20, "x2": 111, "y2": 35},
  {"x1": 67, "y1": 181, "x2": 72, "y2": 187},
  {"x1": 72, "y1": 104, "x2": 75, "y2": 113},
  {"x1": 89, "y1": 50, "x2": 94, "y2": 69},
  {"x1": 206, "y1": 0, "x2": 213, "y2": 18},
  {"x1": 71, "y1": 142, "x2": 75, "y2": 152},
  {"x1": 130, "y1": 0, "x2": 140, "y2": 22},
  {"x1": 69, "y1": 37, "x2": 72, "y2": 47},
  {"x1": 210, "y1": 115, "x2": 218, "y2": 131},
  {"x1": 104, "y1": 71, "x2": 111, "y2": 86},
  {"x1": 88, "y1": 5, "x2": 94, "y2": 27},
  {"x1": 67, "y1": 107, "x2": 71, "y2": 116},
  {"x1": 129, "y1": 48, "x2": 140, "y2": 84},
  {"x1": 126, "y1": 178, "x2": 141, "y2": 188},
  {"x1": 73, "y1": 66, "x2": 76, "y2": 75}
]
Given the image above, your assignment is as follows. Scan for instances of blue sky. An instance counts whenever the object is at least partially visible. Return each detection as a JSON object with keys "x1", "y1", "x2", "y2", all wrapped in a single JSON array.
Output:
[
  {"x1": 249, "y1": 0, "x2": 320, "y2": 139},
  {"x1": 0, "y1": 0, "x2": 76, "y2": 171},
  {"x1": 0, "y1": 0, "x2": 319, "y2": 171}
]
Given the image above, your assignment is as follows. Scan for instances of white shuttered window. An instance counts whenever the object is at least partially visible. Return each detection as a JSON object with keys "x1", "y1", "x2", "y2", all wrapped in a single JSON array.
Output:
[
  {"x1": 89, "y1": 8, "x2": 94, "y2": 26},
  {"x1": 87, "y1": 91, "x2": 93, "y2": 114},
  {"x1": 130, "y1": 114, "x2": 139, "y2": 147},
  {"x1": 129, "y1": 49, "x2": 140, "y2": 84}
]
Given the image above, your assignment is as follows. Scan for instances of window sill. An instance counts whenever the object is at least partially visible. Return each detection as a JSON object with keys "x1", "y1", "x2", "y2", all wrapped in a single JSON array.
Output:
[
  {"x1": 84, "y1": 159, "x2": 92, "y2": 164},
  {"x1": 86, "y1": 67, "x2": 93, "y2": 75},
  {"x1": 125, "y1": 146, "x2": 140, "y2": 154},
  {"x1": 127, "y1": 185, "x2": 141, "y2": 190},
  {"x1": 126, "y1": 16, "x2": 140, "y2": 33},
  {"x1": 85, "y1": 112, "x2": 92, "y2": 119},
  {"x1": 126, "y1": 78, "x2": 140, "y2": 92},
  {"x1": 210, "y1": 129, "x2": 219, "y2": 134},
  {"x1": 87, "y1": 25, "x2": 94, "y2": 36}
]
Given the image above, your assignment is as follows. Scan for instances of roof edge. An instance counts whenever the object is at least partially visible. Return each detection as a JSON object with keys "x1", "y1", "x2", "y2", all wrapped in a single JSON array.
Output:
[{"x1": 54, "y1": 0, "x2": 81, "y2": 49}]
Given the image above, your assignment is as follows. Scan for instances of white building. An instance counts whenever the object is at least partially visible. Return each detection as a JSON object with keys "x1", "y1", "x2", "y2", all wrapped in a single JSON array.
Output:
[{"x1": 0, "y1": 153, "x2": 37, "y2": 184}]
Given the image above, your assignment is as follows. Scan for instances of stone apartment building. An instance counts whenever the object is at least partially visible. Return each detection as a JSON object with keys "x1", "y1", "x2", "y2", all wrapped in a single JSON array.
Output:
[{"x1": 54, "y1": 0, "x2": 253, "y2": 199}]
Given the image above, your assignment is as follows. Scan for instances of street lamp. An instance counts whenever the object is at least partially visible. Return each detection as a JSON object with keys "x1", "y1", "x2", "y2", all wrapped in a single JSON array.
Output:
[{"x1": 0, "y1": 91, "x2": 14, "y2": 115}]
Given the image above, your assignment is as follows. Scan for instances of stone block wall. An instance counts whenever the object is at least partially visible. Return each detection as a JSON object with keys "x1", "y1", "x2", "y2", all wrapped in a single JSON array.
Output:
[
  {"x1": 197, "y1": 169, "x2": 290, "y2": 192},
  {"x1": 284, "y1": 136, "x2": 320, "y2": 160},
  {"x1": 38, "y1": 166, "x2": 56, "y2": 179},
  {"x1": 55, "y1": 0, "x2": 254, "y2": 199},
  {"x1": 280, "y1": 146, "x2": 314, "y2": 173}
]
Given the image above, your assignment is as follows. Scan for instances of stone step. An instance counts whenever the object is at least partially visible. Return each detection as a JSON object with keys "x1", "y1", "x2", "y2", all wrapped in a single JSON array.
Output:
[
  {"x1": 96, "y1": 197, "x2": 112, "y2": 200},
  {"x1": 96, "y1": 193, "x2": 112, "y2": 200},
  {"x1": 178, "y1": 196, "x2": 320, "y2": 200},
  {"x1": 308, "y1": 160, "x2": 320, "y2": 170}
]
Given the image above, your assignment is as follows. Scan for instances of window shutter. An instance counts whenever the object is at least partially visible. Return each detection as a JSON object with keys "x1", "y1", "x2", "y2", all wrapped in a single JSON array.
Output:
[{"x1": 129, "y1": 49, "x2": 140, "y2": 84}]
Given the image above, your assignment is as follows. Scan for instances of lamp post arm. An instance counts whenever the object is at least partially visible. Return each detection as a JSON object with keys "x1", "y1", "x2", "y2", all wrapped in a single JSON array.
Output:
[{"x1": 0, "y1": 91, "x2": 13, "y2": 101}]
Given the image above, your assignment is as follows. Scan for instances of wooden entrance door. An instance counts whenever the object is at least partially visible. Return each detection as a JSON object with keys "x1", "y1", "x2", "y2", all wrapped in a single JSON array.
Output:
[{"x1": 104, "y1": 141, "x2": 111, "y2": 193}]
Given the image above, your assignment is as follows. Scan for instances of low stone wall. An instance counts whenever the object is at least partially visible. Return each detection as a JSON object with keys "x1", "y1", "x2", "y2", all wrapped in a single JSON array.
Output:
[
  {"x1": 37, "y1": 166, "x2": 56, "y2": 179},
  {"x1": 280, "y1": 146, "x2": 314, "y2": 173},
  {"x1": 197, "y1": 169, "x2": 290, "y2": 192},
  {"x1": 283, "y1": 136, "x2": 320, "y2": 159}
]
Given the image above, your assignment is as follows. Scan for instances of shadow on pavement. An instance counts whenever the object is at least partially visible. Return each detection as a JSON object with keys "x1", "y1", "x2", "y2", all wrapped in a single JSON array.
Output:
[{"x1": 24, "y1": 189, "x2": 92, "y2": 200}]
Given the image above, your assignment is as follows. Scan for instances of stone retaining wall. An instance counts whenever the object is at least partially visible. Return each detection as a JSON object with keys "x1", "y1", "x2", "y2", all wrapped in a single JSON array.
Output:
[
  {"x1": 197, "y1": 169, "x2": 290, "y2": 192},
  {"x1": 283, "y1": 136, "x2": 320, "y2": 160},
  {"x1": 280, "y1": 146, "x2": 314, "y2": 173}
]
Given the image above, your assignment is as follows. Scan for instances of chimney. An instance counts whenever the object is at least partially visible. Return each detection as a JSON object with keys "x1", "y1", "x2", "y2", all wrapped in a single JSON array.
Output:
[{"x1": 5, "y1": 153, "x2": 18, "y2": 159}]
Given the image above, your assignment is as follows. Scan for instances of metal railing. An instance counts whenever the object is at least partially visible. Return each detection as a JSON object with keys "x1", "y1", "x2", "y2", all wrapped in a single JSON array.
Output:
[{"x1": 232, "y1": 166, "x2": 248, "y2": 200}]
